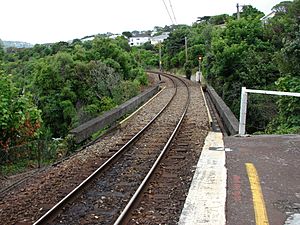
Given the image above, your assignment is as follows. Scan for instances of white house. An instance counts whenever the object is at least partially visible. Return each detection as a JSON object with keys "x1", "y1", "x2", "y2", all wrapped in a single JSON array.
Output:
[
  {"x1": 129, "y1": 34, "x2": 151, "y2": 46},
  {"x1": 150, "y1": 32, "x2": 170, "y2": 45},
  {"x1": 260, "y1": 11, "x2": 276, "y2": 24}
]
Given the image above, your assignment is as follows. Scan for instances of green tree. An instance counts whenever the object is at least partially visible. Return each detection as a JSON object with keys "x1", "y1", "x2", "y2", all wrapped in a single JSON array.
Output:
[
  {"x1": 131, "y1": 47, "x2": 158, "y2": 69},
  {"x1": 88, "y1": 61, "x2": 121, "y2": 100},
  {"x1": 262, "y1": 0, "x2": 300, "y2": 134},
  {"x1": 0, "y1": 39, "x2": 4, "y2": 60},
  {"x1": 272, "y1": 1, "x2": 293, "y2": 15},
  {"x1": 122, "y1": 31, "x2": 133, "y2": 38},
  {"x1": 1, "y1": 30, "x2": 148, "y2": 141},
  {"x1": 162, "y1": 25, "x2": 190, "y2": 69},
  {"x1": 33, "y1": 53, "x2": 77, "y2": 136},
  {"x1": 205, "y1": 11, "x2": 281, "y2": 133},
  {"x1": 267, "y1": 30, "x2": 300, "y2": 133},
  {"x1": 91, "y1": 37, "x2": 135, "y2": 79},
  {"x1": 184, "y1": 60, "x2": 193, "y2": 79},
  {"x1": 241, "y1": 5, "x2": 264, "y2": 18},
  {"x1": 209, "y1": 14, "x2": 229, "y2": 25},
  {"x1": 0, "y1": 74, "x2": 42, "y2": 150}
]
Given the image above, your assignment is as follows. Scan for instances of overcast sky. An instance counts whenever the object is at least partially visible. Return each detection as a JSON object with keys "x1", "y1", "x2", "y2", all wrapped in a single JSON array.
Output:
[{"x1": 1, "y1": 0, "x2": 286, "y2": 44}]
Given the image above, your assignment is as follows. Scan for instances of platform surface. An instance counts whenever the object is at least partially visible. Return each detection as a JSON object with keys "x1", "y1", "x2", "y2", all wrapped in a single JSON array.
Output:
[
  {"x1": 225, "y1": 135, "x2": 300, "y2": 225},
  {"x1": 179, "y1": 134, "x2": 300, "y2": 225}
]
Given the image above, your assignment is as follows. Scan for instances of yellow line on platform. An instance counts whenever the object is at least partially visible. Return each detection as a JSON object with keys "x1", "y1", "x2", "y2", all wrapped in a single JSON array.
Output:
[{"x1": 245, "y1": 163, "x2": 270, "y2": 225}]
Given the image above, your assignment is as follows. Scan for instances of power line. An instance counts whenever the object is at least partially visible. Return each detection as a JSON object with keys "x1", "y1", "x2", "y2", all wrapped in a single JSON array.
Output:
[
  {"x1": 162, "y1": 0, "x2": 174, "y2": 25},
  {"x1": 168, "y1": 0, "x2": 177, "y2": 24}
]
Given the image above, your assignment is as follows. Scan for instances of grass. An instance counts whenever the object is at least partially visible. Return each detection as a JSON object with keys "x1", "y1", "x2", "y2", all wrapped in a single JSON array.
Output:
[{"x1": 1, "y1": 159, "x2": 37, "y2": 176}]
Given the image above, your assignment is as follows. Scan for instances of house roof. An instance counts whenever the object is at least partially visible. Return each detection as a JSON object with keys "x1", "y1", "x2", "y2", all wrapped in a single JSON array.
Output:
[
  {"x1": 132, "y1": 33, "x2": 151, "y2": 38},
  {"x1": 260, "y1": 11, "x2": 276, "y2": 21},
  {"x1": 151, "y1": 33, "x2": 169, "y2": 40}
]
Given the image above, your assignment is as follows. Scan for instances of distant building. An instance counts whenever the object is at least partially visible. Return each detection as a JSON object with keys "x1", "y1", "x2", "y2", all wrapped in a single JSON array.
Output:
[
  {"x1": 2, "y1": 41, "x2": 33, "y2": 49},
  {"x1": 260, "y1": 11, "x2": 276, "y2": 24},
  {"x1": 129, "y1": 34, "x2": 151, "y2": 46},
  {"x1": 109, "y1": 34, "x2": 122, "y2": 39},
  {"x1": 81, "y1": 35, "x2": 96, "y2": 42},
  {"x1": 150, "y1": 32, "x2": 169, "y2": 45}
]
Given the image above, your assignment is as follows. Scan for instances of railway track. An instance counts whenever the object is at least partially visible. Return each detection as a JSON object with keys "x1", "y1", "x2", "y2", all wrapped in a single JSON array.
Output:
[
  {"x1": 32, "y1": 73, "x2": 190, "y2": 224},
  {"x1": 0, "y1": 72, "x2": 209, "y2": 225},
  {"x1": 119, "y1": 77, "x2": 210, "y2": 224}
]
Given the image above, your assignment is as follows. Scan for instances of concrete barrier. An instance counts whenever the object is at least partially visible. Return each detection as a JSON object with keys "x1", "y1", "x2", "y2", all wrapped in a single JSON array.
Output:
[
  {"x1": 206, "y1": 85, "x2": 239, "y2": 135},
  {"x1": 70, "y1": 85, "x2": 160, "y2": 143}
]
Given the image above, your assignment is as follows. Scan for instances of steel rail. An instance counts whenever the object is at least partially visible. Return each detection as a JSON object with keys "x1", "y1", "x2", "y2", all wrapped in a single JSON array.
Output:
[
  {"x1": 114, "y1": 73, "x2": 190, "y2": 224},
  {"x1": 33, "y1": 73, "x2": 177, "y2": 225}
]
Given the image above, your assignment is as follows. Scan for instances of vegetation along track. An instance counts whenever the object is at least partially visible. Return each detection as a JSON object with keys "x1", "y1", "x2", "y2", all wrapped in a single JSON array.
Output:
[{"x1": 0, "y1": 72, "x2": 209, "y2": 224}]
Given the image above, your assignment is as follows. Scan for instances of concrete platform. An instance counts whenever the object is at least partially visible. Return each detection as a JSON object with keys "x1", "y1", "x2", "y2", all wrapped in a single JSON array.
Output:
[
  {"x1": 225, "y1": 135, "x2": 300, "y2": 225},
  {"x1": 179, "y1": 132, "x2": 227, "y2": 225},
  {"x1": 179, "y1": 134, "x2": 300, "y2": 225}
]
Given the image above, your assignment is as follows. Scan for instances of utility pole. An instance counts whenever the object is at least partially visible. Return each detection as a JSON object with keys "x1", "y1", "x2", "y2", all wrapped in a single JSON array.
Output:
[
  {"x1": 198, "y1": 56, "x2": 202, "y2": 83},
  {"x1": 158, "y1": 41, "x2": 162, "y2": 81},
  {"x1": 236, "y1": 3, "x2": 240, "y2": 20},
  {"x1": 185, "y1": 36, "x2": 188, "y2": 64}
]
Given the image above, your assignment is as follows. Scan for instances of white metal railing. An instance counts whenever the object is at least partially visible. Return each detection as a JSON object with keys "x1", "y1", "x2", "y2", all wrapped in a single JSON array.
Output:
[{"x1": 239, "y1": 87, "x2": 300, "y2": 135}]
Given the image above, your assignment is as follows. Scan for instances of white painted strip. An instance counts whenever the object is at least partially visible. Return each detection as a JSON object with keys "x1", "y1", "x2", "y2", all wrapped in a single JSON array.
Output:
[
  {"x1": 285, "y1": 214, "x2": 300, "y2": 225},
  {"x1": 200, "y1": 86, "x2": 213, "y2": 127},
  {"x1": 178, "y1": 132, "x2": 226, "y2": 225}
]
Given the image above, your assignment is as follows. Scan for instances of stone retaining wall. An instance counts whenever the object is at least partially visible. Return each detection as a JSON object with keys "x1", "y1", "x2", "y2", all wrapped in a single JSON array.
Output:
[
  {"x1": 206, "y1": 85, "x2": 239, "y2": 135},
  {"x1": 70, "y1": 85, "x2": 160, "y2": 143}
]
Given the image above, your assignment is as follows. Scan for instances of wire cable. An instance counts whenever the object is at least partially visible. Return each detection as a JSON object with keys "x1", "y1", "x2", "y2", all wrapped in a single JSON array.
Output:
[
  {"x1": 168, "y1": 0, "x2": 177, "y2": 24},
  {"x1": 162, "y1": 0, "x2": 174, "y2": 25}
]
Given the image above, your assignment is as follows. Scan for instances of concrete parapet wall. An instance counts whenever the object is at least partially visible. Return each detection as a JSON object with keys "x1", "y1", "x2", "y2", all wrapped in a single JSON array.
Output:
[
  {"x1": 70, "y1": 85, "x2": 160, "y2": 143},
  {"x1": 206, "y1": 85, "x2": 239, "y2": 135}
]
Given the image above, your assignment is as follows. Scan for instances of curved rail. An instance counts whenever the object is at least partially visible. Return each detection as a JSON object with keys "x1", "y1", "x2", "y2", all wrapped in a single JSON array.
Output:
[
  {"x1": 33, "y1": 73, "x2": 178, "y2": 225},
  {"x1": 114, "y1": 72, "x2": 190, "y2": 224}
]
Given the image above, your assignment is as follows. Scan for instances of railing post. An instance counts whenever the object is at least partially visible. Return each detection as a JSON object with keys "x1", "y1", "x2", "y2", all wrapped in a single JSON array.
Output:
[{"x1": 239, "y1": 87, "x2": 248, "y2": 135}]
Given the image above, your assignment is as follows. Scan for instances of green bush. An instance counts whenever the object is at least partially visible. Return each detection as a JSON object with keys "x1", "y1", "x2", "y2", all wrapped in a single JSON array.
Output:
[{"x1": 0, "y1": 74, "x2": 42, "y2": 150}]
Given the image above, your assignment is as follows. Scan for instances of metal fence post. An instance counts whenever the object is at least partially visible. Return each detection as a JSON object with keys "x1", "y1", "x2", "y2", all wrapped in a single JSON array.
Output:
[{"x1": 239, "y1": 87, "x2": 248, "y2": 135}]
